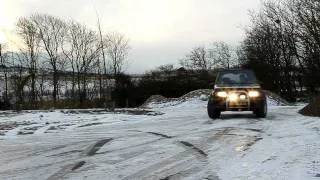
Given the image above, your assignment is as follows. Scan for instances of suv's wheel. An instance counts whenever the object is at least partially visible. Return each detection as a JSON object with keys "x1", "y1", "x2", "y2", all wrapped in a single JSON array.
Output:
[
  {"x1": 254, "y1": 99, "x2": 267, "y2": 118},
  {"x1": 207, "y1": 99, "x2": 221, "y2": 119}
]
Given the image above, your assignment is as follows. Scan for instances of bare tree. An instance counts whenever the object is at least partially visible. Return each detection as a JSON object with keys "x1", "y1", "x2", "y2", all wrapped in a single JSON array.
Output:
[
  {"x1": 63, "y1": 21, "x2": 101, "y2": 105},
  {"x1": 105, "y1": 32, "x2": 130, "y2": 76},
  {"x1": 180, "y1": 46, "x2": 213, "y2": 70},
  {"x1": 158, "y1": 64, "x2": 174, "y2": 73},
  {"x1": 239, "y1": 0, "x2": 310, "y2": 101},
  {"x1": 31, "y1": 14, "x2": 67, "y2": 107},
  {"x1": 0, "y1": 44, "x2": 9, "y2": 108},
  {"x1": 61, "y1": 20, "x2": 77, "y2": 102},
  {"x1": 290, "y1": 0, "x2": 320, "y2": 94},
  {"x1": 180, "y1": 42, "x2": 235, "y2": 70},
  {"x1": 209, "y1": 41, "x2": 234, "y2": 69},
  {"x1": 16, "y1": 17, "x2": 40, "y2": 108},
  {"x1": 9, "y1": 52, "x2": 31, "y2": 110}
]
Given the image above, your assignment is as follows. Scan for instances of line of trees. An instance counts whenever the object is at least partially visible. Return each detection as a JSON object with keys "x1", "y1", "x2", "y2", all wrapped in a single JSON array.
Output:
[
  {"x1": 0, "y1": 14, "x2": 130, "y2": 109},
  {"x1": 178, "y1": 0, "x2": 320, "y2": 102},
  {"x1": 2, "y1": 0, "x2": 319, "y2": 110},
  {"x1": 238, "y1": 0, "x2": 320, "y2": 101},
  {"x1": 119, "y1": 65, "x2": 217, "y2": 107},
  {"x1": 180, "y1": 41, "x2": 237, "y2": 70}
]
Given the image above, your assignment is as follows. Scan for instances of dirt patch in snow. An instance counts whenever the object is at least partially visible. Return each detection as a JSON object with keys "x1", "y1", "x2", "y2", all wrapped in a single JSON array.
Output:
[
  {"x1": 142, "y1": 95, "x2": 167, "y2": 105},
  {"x1": 0, "y1": 121, "x2": 37, "y2": 135},
  {"x1": 264, "y1": 90, "x2": 292, "y2": 106},
  {"x1": 180, "y1": 89, "x2": 212, "y2": 99},
  {"x1": 0, "y1": 124, "x2": 16, "y2": 131},
  {"x1": 141, "y1": 89, "x2": 211, "y2": 108},
  {"x1": 299, "y1": 95, "x2": 320, "y2": 117}
]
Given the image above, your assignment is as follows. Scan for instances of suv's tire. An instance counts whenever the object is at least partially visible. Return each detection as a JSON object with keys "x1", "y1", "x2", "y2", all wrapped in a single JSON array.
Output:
[
  {"x1": 207, "y1": 99, "x2": 221, "y2": 119},
  {"x1": 254, "y1": 99, "x2": 267, "y2": 118}
]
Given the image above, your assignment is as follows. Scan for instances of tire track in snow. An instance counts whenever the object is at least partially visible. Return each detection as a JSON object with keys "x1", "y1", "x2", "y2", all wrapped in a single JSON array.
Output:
[
  {"x1": 51, "y1": 123, "x2": 262, "y2": 179},
  {"x1": 46, "y1": 138, "x2": 112, "y2": 180},
  {"x1": 83, "y1": 138, "x2": 113, "y2": 156},
  {"x1": 171, "y1": 127, "x2": 262, "y2": 179},
  {"x1": 146, "y1": 132, "x2": 173, "y2": 139},
  {"x1": 144, "y1": 131, "x2": 207, "y2": 157},
  {"x1": 34, "y1": 125, "x2": 55, "y2": 135},
  {"x1": 155, "y1": 160, "x2": 206, "y2": 180},
  {"x1": 46, "y1": 162, "x2": 81, "y2": 180},
  {"x1": 122, "y1": 129, "x2": 232, "y2": 180},
  {"x1": 96, "y1": 138, "x2": 162, "y2": 155},
  {"x1": 71, "y1": 161, "x2": 86, "y2": 171},
  {"x1": 179, "y1": 141, "x2": 208, "y2": 157},
  {"x1": 127, "y1": 127, "x2": 239, "y2": 179},
  {"x1": 122, "y1": 151, "x2": 204, "y2": 180}
]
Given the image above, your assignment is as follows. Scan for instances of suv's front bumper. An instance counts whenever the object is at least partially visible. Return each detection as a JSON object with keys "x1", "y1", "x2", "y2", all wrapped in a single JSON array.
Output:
[{"x1": 210, "y1": 96, "x2": 265, "y2": 111}]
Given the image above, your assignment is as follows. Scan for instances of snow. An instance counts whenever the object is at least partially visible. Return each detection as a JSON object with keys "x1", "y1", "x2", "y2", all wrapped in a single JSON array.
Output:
[{"x1": 0, "y1": 97, "x2": 319, "y2": 180}]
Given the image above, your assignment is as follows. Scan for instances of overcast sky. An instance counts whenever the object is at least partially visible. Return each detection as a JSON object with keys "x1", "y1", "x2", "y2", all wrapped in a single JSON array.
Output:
[{"x1": 0, "y1": 0, "x2": 261, "y2": 74}]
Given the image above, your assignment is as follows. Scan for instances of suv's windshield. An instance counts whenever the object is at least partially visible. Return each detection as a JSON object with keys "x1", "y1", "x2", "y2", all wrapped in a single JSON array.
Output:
[{"x1": 215, "y1": 70, "x2": 258, "y2": 86}]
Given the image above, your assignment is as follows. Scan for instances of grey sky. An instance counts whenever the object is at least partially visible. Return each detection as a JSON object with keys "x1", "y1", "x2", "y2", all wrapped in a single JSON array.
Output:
[{"x1": 0, "y1": 0, "x2": 261, "y2": 74}]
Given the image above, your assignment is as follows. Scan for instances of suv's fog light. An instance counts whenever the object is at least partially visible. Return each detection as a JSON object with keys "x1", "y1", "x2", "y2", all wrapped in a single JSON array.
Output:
[
  {"x1": 239, "y1": 95, "x2": 246, "y2": 100},
  {"x1": 229, "y1": 93, "x2": 238, "y2": 101}
]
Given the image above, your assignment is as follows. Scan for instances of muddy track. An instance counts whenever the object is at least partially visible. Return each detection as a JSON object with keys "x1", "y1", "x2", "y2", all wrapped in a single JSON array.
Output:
[
  {"x1": 46, "y1": 163, "x2": 79, "y2": 180},
  {"x1": 122, "y1": 128, "x2": 235, "y2": 180},
  {"x1": 210, "y1": 127, "x2": 264, "y2": 154},
  {"x1": 71, "y1": 161, "x2": 86, "y2": 171},
  {"x1": 159, "y1": 165, "x2": 206, "y2": 180},
  {"x1": 241, "y1": 137, "x2": 263, "y2": 152},
  {"x1": 47, "y1": 160, "x2": 88, "y2": 180},
  {"x1": 84, "y1": 138, "x2": 113, "y2": 156},
  {"x1": 245, "y1": 128, "x2": 263, "y2": 133},
  {"x1": 49, "y1": 126, "x2": 263, "y2": 180},
  {"x1": 179, "y1": 141, "x2": 208, "y2": 157},
  {"x1": 96, "y1": 138, "x2": 167, "y2": 155},
  {"x1": 78, "y1": 122, "x2": 103, "y2": 128},
  {"x1": 146, "y1": 132, "x2": 173, "y2": 139},
  {"x1": 122, "y1": 151, "x2": 204, "y2": 180}
]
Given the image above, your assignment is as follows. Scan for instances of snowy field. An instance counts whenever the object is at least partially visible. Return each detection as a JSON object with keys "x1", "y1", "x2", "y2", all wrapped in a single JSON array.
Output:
[{"x1": 0, "y1": 97, "x2": 320, "y2": 180}]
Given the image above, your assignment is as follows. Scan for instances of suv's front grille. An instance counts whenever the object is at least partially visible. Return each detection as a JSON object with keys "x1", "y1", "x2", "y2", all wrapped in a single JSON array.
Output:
[
  {"x1": 227, "y1": 101, "x2": 249, "y2": 108},
  {"x1": 226, "y1": 90, "x2": 250, "y2": 109}
]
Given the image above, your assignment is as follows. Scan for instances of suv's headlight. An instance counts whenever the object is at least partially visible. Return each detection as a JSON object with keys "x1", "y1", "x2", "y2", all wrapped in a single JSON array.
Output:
[
  {"x1": 248, "y1": 90, "x2": 260, "y2": 97},
  {"x1": 216, "y1": 91, "x2": 228, "y2": 98}
]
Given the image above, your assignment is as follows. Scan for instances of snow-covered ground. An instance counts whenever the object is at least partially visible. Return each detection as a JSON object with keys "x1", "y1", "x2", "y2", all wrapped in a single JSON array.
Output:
[{"x1": 0, "y1": 97, "x2": 319, "y2": 180}]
